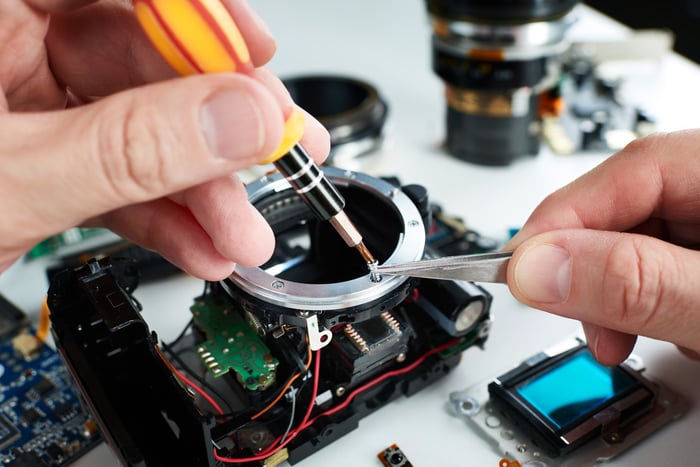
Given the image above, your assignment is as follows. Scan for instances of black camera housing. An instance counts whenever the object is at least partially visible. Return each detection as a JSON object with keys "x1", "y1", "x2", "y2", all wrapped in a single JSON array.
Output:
[{"x1": 48, "y1": 175, "x2": 494, "y2": 466}]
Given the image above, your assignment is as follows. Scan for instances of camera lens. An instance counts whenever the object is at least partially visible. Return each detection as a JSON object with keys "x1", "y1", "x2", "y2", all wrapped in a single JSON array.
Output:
[{"x1": 425, "y1": 0, "x2": 580, "y2": 165}]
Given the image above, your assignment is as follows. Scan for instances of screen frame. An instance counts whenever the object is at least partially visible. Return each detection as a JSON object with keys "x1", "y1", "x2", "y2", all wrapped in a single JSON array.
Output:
[{"x1": 487, "y1": 341, "x2": 656, "y2": 458}]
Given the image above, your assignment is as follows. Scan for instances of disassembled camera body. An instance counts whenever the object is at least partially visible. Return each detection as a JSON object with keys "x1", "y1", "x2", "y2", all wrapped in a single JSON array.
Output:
[
  {"x1": 448, "y1": 337, "x2": 689, "y2": 466},
  {"x1": 48, "y1": 168, "x2": 495, "y2": 466}
]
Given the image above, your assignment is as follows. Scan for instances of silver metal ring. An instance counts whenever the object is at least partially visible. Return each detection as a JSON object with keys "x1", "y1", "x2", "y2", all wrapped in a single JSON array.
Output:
[
  {"x1": 227, "y1": 167, "x2": 425, "y2": 311},
  {"x1": 430, "y1": 10, "x2": 579, "y2": 60}
]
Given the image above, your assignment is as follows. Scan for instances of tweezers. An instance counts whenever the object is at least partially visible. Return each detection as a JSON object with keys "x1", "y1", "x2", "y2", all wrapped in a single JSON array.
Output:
[{"x1": 374, "y1": 251, "x2": 512, "y2": 284}]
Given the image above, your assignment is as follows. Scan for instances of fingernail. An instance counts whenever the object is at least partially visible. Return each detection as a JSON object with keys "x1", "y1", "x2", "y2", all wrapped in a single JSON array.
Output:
[
  {"x1": 514, "y1": 244, "x2": 571, "y2": 303},
  {"x1": 200, "y1": 89, "x2": 264, "y2": 160}
]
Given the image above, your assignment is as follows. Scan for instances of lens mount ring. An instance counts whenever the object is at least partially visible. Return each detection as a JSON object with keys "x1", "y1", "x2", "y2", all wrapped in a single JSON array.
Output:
[{"x1": 226, "y1": 167, "x2": 425, "y2": 312}]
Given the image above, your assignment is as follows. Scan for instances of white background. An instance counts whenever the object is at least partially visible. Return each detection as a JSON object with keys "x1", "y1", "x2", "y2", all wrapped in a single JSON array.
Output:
[{"x1": 2, "y1": 1, "x2": 699, "y2": 466}]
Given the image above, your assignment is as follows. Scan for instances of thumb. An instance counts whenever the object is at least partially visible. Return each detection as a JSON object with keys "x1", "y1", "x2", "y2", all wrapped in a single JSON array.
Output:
[
  {"x1": 0, "y1": 74, "x2": 284, "y2": 267},
  {"x1": 507, "y1": 229, "x2": 700, "y2": 355}
]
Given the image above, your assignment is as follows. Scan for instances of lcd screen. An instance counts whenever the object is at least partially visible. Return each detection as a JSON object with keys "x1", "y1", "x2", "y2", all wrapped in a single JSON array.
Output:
[{"x1": 515, "y1": 351, "x2": 637, "y2": 429}]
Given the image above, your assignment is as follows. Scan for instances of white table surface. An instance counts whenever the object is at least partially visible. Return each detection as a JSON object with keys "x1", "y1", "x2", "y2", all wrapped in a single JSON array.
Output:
[{"x1": 2, "y1": 1, "x2": 699, "y2": 466}]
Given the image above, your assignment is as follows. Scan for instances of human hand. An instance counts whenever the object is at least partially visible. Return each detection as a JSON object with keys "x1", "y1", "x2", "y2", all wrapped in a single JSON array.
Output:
[
  {"x1": 0, "y1": 0, "x2": 329, "y2": 279},
  {"x1": 505, "y1": 129, "x2": 700, "y2": 365}
]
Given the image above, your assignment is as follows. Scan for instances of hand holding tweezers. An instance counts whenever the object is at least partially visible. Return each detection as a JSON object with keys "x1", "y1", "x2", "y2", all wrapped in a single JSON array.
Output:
[{"x1": 374, "y1": 251, "x2": 512, "y2": 284}]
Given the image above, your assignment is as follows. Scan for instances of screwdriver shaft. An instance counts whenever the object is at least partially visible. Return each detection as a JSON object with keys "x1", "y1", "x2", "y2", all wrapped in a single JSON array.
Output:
[{"x1": 275, "y1": 144, "x2": 376, "y2": 265}]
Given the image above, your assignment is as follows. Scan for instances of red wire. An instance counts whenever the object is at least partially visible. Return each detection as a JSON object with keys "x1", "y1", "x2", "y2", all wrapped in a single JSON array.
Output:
[
  {"x1": 252, "y1": 337, "x2": 313, "y2": 420},
  {"x1": 156, "y1": 346, "x2": 225, "y2": 415},
  {"x1": 300, "y1": 337, "x2": 460, "y2": 429},
  {"x1": 172, "y1": 365, "x2": 225, "y2": 415},
  {"x1": 214, "y1": 337, "x2": 461, "y2": 464},
  {"x1": 213, "y1": 349, "x2": 321, "y2": 463}
]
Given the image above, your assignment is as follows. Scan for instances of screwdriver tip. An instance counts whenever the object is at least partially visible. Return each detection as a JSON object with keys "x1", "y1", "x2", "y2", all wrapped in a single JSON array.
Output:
[{"x1": 355, "y1": 241, "x2": 376, "y2": 265}]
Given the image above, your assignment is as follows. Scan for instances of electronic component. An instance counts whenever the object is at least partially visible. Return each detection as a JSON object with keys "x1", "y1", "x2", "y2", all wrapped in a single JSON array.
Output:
[
  {"x1": 448, "y1": 337, "x2": 689, "y2": 466},
  {"x1": 541, "y1": 54, "x2": 656, "y2": 155},
  {"x1": 20, "y1": 407, "x2": 44, "y2": 426},
  {"x1": 0, "y1": 293, "x2": 102, "y2": 466},
  {"x1": 10, "y1": 450, "x2": 48, "y2": 467},
  {"x1": 191, "y1": 292, "x2": 279, "y2": 390},
  {"x1": 378, "y1": 443, "x2": 414, "y2": 467},
  {"x1": 328, "y1": 311, "x2": 411, "y2": 388},
  {"x1": 27, "y1": 376, "x2": 56, "y2": 400},
  {"x1": 12, "y1": 332, "x2": 42, "y2": 360},
  {"x1": 491, "y1": 348, "x2": 652, "y2": 457},
  {"x1": 425, "y1": 206, "x2": 500, "y2": 256},
  {"x1": 0, "y1": 414, "x2": 21, "y2": 451},
  {"x1": 47, "y1": 170, "x2": 496, "y2": 466}
]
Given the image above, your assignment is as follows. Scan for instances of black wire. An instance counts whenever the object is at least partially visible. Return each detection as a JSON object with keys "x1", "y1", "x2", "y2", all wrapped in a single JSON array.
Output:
[
  {"x1": 167, "y1": 317, "x2": 194, "y2": 348},
  {"x1": 161, "y1": 285, "x2": 314, "y2": 424},
  {"x1": 254, "y1": 353, "x2": 312, "y2": 425},
  {"x1": 160, "y1": 340, "x2": 235, "y2": 414}
]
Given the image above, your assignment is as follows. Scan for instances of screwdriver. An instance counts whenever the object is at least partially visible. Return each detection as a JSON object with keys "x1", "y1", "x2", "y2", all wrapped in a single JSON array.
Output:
[{"x1": 133, "y1": 0, "x2": 377, "y2": 267}]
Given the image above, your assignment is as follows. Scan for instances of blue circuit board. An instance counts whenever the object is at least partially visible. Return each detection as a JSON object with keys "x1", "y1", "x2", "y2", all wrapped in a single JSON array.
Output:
[{"x1": 0, "y1": 329, "x2": 102, "y2": 466}]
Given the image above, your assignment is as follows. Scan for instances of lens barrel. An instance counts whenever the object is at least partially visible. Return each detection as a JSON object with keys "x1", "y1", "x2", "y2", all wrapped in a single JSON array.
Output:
[
  {"x1": 426, "y1": 0, "x2": 580, "y2": 165},
  {"x1": 426, "y1": 0, "x2": 580, "y2": 22}
]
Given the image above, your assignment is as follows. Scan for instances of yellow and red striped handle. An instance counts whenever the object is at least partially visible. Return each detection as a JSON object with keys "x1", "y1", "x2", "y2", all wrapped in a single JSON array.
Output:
[
  {"x1": 133, "y1": 0, "x2": 253, "y2": 75},
  {"x1": 133, "y1": 0, "x2": 303, "y2": 162}
]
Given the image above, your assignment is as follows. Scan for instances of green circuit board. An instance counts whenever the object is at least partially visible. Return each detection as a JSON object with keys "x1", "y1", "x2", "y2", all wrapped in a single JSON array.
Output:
[{"x1": 190, "y1": 294, "x2": 279, "y2": 391}]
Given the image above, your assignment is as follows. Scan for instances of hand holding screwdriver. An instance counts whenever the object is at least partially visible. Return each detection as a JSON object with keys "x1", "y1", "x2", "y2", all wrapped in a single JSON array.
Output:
[
  {"x1": 133, "y1": 0, "x2": 377, "y2": 267},
  {"x1": 0, "y1": 0, "x2": 314, "y2": 280}
]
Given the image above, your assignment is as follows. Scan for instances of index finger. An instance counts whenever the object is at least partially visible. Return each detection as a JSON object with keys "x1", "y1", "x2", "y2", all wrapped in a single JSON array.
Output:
[{"x1": 507, "y1": 129, "x2": 700, "y2": 248}]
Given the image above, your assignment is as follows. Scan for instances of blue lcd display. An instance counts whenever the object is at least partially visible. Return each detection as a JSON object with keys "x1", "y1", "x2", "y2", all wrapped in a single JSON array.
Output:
[{"x1": 515, "y1": 351, "x2": 637, "y2": 429}]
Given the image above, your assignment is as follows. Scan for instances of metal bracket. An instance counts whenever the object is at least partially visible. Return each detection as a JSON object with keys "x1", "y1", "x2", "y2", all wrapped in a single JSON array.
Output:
[{"x1": 281, "y1": 312, "x2": 333, "y2": 350}]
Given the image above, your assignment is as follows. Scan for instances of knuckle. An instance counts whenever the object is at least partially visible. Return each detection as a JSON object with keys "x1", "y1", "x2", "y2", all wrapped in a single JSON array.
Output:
[
  {"x1": 620, "y1": 131, "x2": 669, "y2": 158},
  {"x1": 95, "y1": 102, "x2": 174, "y2": 203},
  {"x1": 604, "y1": 237, "x2": 663, "y2": 329}
]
